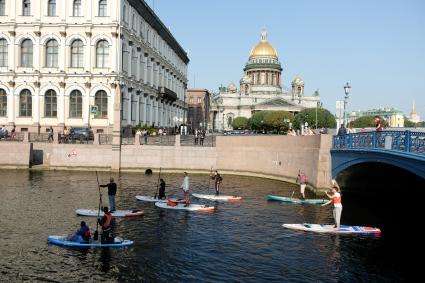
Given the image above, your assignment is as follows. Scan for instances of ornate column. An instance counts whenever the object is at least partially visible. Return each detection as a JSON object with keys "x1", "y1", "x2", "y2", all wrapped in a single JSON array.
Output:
[
  {"x1": 127, "y1": 87, "x2": 133, "y2": 122},
  {"x1": 58, "y1": 81, "x2": 66, "y2": 127},
  {"x1": 135, "y1": 91, "x2": 141, "y2": 124},
  {"x1": 7, "y1": 81, "x2": 15, "y2": 125},
  {"x1": 84, "y1": 82, "x2": 91, "y2": 126},
  {"x1": 111, "y1": 83, "x2": 122, "y2": 171},
  {"x1": 33, "y1": 81, "x2": 41, "y2": 130}
]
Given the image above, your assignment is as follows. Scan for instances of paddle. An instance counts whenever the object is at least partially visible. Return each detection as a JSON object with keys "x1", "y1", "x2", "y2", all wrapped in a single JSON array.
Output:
[
  {"x1": 290, "y1": 190, "x2": 295, "y2": 199},
  {"x1": 207, "y1": 166, "x2": 213, "y2": 194},
  {"x1": 93, "y1": 171, "x2": 102, "y2": 241},
  {"x1": 154, "y1": 167, "x2": 162, "y2": 199}
]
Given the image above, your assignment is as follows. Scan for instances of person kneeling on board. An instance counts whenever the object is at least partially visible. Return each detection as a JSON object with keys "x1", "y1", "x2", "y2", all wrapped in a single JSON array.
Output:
[
  {"x1": 180, "y1": 172, "x2": 190, "y2": 207},
  {"x1": 210, "y1": 170, "x2": 223, "y2": 196},
  {"x1": 68, "y1": 221, "x2": 91, "y2": 243},
  {"x1": 158, "y1": 178, "x2": 166, "y2": 199},
  {"x1": 98, "y1": 207, "x2": 113, "y2": 244},
  {"x1": 321, "y1": 186, "x2": 342, "y2": 228}
]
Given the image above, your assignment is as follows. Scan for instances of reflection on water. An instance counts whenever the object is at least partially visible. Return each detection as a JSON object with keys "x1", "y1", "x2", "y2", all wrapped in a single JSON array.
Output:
[{"x1": 0, "y1": 170, "x2": 411, "y2": 282}]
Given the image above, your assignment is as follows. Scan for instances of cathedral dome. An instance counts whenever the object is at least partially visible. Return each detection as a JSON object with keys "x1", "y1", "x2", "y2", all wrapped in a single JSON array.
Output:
[{"x1": 249, "y1": 30, "x2": 278, "y2": 59}]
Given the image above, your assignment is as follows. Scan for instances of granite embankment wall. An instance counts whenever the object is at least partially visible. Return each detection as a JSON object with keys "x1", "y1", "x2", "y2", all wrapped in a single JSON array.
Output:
[{"x1": 0, "y1": 135, "x2": 333, "y2": 191}]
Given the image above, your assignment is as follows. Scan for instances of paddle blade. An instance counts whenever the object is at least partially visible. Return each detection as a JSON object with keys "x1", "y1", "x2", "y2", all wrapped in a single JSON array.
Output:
[{"x1": 93, "y1": 230, "x2": 99, "y2": 241}]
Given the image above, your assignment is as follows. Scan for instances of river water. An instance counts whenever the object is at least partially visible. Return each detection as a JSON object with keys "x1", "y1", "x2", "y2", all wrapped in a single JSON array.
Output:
[{"x1": 0, "y1": 170, "x2": 414, "y2": 282}]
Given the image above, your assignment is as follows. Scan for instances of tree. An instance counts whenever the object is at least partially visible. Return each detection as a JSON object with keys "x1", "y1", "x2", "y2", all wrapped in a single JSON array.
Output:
[
  {"x1": 404, "y1": 118, "x2": 416, "y2": 127},
  {"x1": 263, "y1": 111, "x2": 294, "y2": 134},
  {"x1": 293, "y1": 108, "x2": 336, "y2": 130},
  {"x1": 248, "y1": 111, "x2": 270, "y2": 131},
  {"x1": 232, "y1": 116, "x2": 249, "y2": 129},
  {"x1": 349, "y1": 115, "x2": 388, "y2": 128}
]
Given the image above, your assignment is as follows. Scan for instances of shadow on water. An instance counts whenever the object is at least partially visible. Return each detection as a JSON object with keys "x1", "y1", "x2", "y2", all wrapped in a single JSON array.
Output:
[
  {"x1": 337, "y1": 162, "x2": 425, "y2": 282},
  {"x1": 0, "y1": 169, "x2": 420, "y2": 282}
]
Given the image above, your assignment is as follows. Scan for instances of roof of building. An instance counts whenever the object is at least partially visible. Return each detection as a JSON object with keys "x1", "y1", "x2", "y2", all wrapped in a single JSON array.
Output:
[{"x1": 128, "y1": 0, "x2": 190, "y2": 64}]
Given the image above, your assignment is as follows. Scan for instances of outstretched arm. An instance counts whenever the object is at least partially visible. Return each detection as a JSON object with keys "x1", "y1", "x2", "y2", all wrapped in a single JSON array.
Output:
[{"x1": 321, "y1": 200, "x2": 332, "y2": 207}]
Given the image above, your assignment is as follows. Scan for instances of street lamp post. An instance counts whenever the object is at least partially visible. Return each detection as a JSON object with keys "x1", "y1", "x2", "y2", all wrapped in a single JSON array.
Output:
[
  {"x1": 315, "y1": 101, "x2": 323, "y2": 129},
  {"x1": 343, "y1": 82, "x2": 351, "y2": 127}
]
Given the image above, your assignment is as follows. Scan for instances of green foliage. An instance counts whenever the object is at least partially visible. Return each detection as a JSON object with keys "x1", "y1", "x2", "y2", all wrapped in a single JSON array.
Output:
[
  {"x1": 349, "y1": 115, "x2": 387, "y2": 128},
  {"x1": 232, "y1": 116, "x2": 249, "y2": 129},
  {"x1": 404, "y1": 119, "x2": 416, "y2": 127},
  {"x1": 293, "y1": 108, "x2": 336, "y2": 130},
  {"x1": 248, "y1": 111, "x2": 270, "y2": 130},
  {"x1": 263, "y1": 111, "x2": 294, "y2": 134}
]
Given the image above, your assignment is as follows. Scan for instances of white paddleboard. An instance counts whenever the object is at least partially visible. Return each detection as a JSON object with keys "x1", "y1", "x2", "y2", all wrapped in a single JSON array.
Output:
[
  {"x1": 76, "y1": 209, "x2": 144, "y2": 218},
  {"x1": 192, "y1": 193, "x2": 242, "y2": 202},
  {"x1": 155, "y1": 201, "x2": 215, "y2": 212},
  {"x1": 135, "y1": 195, "x2": 168, "y2": 203},
  {"x1": 282, "y1": 223, "x2": 381, "y2": 235}
]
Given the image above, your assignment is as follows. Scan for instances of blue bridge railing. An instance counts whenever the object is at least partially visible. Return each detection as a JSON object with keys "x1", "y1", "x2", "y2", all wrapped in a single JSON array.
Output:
[{"x1": 332, "y1": 130, "x2": 425, "y2": 155}]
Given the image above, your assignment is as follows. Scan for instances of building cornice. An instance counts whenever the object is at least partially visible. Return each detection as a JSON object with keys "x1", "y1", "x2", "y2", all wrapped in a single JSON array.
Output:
[{"x1": 127, "y1": 0, "x2": 189, "y2": 64}]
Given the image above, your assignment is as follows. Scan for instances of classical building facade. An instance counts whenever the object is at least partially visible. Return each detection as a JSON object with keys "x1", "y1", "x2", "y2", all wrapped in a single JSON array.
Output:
[
  {"x1": 187, "y1": 88, "x2": 210, "y2": 132},
  {"x1": 0, "y1": 0, "x2": 189, "y2": 134},
  {"x1": 210, "y1": 30, "x2": 320, "y2": 131}
]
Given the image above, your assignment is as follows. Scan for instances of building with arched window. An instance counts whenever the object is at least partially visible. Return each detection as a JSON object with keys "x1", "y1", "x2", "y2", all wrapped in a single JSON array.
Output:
[{"x1": 0, "y1": 0, "x2": 189, "y2": 134}]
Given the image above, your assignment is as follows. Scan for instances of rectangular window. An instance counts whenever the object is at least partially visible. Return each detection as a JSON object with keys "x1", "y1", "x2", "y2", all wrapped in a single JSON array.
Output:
[
  {"x1": 23, "y1": 0, "x2": 31, "y2": 16},
  {"x1": 0, "y1": 0, "x2": 6, "y2": 16},
  {"x1": 98, "y1": 0, "x2": 107, "y2": 17},
  {"x1": 48, "y1": 0, "x2": 56, "y2": 16},
  {"x1": 197, "y1": 97, "x2": 202, "y2": 104},
  {"x1": 73, "y1": 0, "x2": 82, "y2": 16}
]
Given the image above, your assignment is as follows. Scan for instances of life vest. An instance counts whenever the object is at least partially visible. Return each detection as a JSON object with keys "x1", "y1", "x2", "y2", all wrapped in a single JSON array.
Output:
[
  {"x1": 332, "y1": 193, "x2": 342, "y2": 205},
  {"x1": 102, "y1": 212, "x2": 112, "y2": 229}
]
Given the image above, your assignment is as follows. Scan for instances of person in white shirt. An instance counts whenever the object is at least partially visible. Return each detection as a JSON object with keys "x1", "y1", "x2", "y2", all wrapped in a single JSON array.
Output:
[{"x1": 180, "y1": 172, "x2": 190, "y2": 207}]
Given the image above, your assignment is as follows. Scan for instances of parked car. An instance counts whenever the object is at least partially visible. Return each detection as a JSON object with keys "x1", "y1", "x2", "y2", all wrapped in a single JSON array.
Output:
[
  {"x1": 70, "y1": 127, "x2": 94, "y2": 142},
  {"x1": 60, "y1": 127, "x2": 94, "y2": 143}
]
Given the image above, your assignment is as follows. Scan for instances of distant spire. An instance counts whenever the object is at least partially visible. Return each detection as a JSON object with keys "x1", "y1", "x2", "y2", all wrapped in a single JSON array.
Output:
[{"x1": 412, "y1": 99, "x2": 416, "y2": 114}]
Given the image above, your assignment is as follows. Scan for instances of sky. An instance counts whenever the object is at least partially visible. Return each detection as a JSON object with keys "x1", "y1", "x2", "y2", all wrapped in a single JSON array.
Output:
[{"x1": 148, "y1": 0, "x2": 425, "y2": 119}]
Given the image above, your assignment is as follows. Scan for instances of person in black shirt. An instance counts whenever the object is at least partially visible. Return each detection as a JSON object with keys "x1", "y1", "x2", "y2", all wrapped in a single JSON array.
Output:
[
  {"x1": 210, "y1": 170, "x2": 223, "y2": 196},
  {"x1": 158, "y1": 178, "x2": 166, "y2": 199},
  {"x1": 100, "y1": 178, "x2": 117, "y2": 211}
]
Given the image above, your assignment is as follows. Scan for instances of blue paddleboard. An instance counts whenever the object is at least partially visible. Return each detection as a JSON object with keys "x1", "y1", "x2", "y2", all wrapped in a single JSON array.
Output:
[{"x1": 48, "y1": 235, "x2": 134, "y2": 247}]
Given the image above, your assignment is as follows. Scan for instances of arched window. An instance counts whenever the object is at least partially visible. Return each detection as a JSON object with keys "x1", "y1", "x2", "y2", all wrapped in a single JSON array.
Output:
[
  {"x1": 70, "y1": 39, "x2": 83, "y2": 67},
  {"x1": 19, "y1": 89, "x2": 32, "y2": 117},
  {"x1": 45, "y1": 39, "x2": 58, "y2": 67},
  {"x1": 21, "y1": 39, "x2": 33, "y2": 67},
  {"x1": 22, "y1": 0, "x2": 31, "y2": 16},
  {"x1": 95, "y1": 90, "x2": 108, "y2": 118},
  {"x1": 69, "y1": 90, "x2": 82, "y2": 118},
  {"x1": 0, "y1": 0, "x2": 6, "y2": 16},
  {"x1": 44, "y1": 89, "x2": 57, "y2": 117},
  {"x1": 0, "y1": 39, "x2": 7, "y2": 67},
  {"x1": 0, "y1": 89, "x2": 6, "y2": 116},
  {"x1": 73, "y1": 0, "x2": 81, "y2": 17},
  {"x1": 48, "y1": 0, "x2": 56, "y2": 16},
  {"x1": 98, "y1": 0, "x2": 107, "y2": 17},
  {"x1": 96, "y1": 40, "x2": 109, "y2": 68}
]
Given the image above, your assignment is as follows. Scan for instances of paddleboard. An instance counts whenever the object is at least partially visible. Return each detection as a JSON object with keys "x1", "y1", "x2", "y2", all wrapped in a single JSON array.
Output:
[
  {"x1": 76, "y1": 209, "x2": 144, "y2": 218},
  {"x1": 192, "y1": 193, "x2": 242, "y2": 202},
  {"x1": 282, "y1": 224, "x2": 381, "y2": 235},
  {"x1": 48, "y1": 235, "x2": 134, "y2": 247},
  {"x1": 155, "y1": 201, "x2": 215, "y2": 212},
  {"x1": 135, "y1": 195, "x2": 168, "y2": 203},
  {"x1": 267, "y1": 195, "x2": 326, "y2": 204}
]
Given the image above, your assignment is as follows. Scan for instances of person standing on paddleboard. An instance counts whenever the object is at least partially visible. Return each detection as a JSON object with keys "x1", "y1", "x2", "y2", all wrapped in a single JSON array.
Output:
[
  {"x1": 158, "y1": 178, "x2": 166, "y2": 199},
  {"x1": 100, "y1": 177, "x2": 117, "y2": 211},
  {"x1": 210, "y1": 170, "x2": 223, "y2": 196},
  {"x1": 180, "y1": 172, "x2": 190, "y2": 207},
  {"x1": 322, "y1": 186, "x2": 342, "y2": 228},
  {"x1": 98, "y1": 206, "x2": 113, "y2": 244},
  {"x1": 296, "y1": 171, "x2": 308, "y2": 199}
]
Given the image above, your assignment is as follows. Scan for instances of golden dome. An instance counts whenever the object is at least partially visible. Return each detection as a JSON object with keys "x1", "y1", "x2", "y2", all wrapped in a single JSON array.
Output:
[{"x1": 249, "y1": 30, "x2": 278, "y2": 58}]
